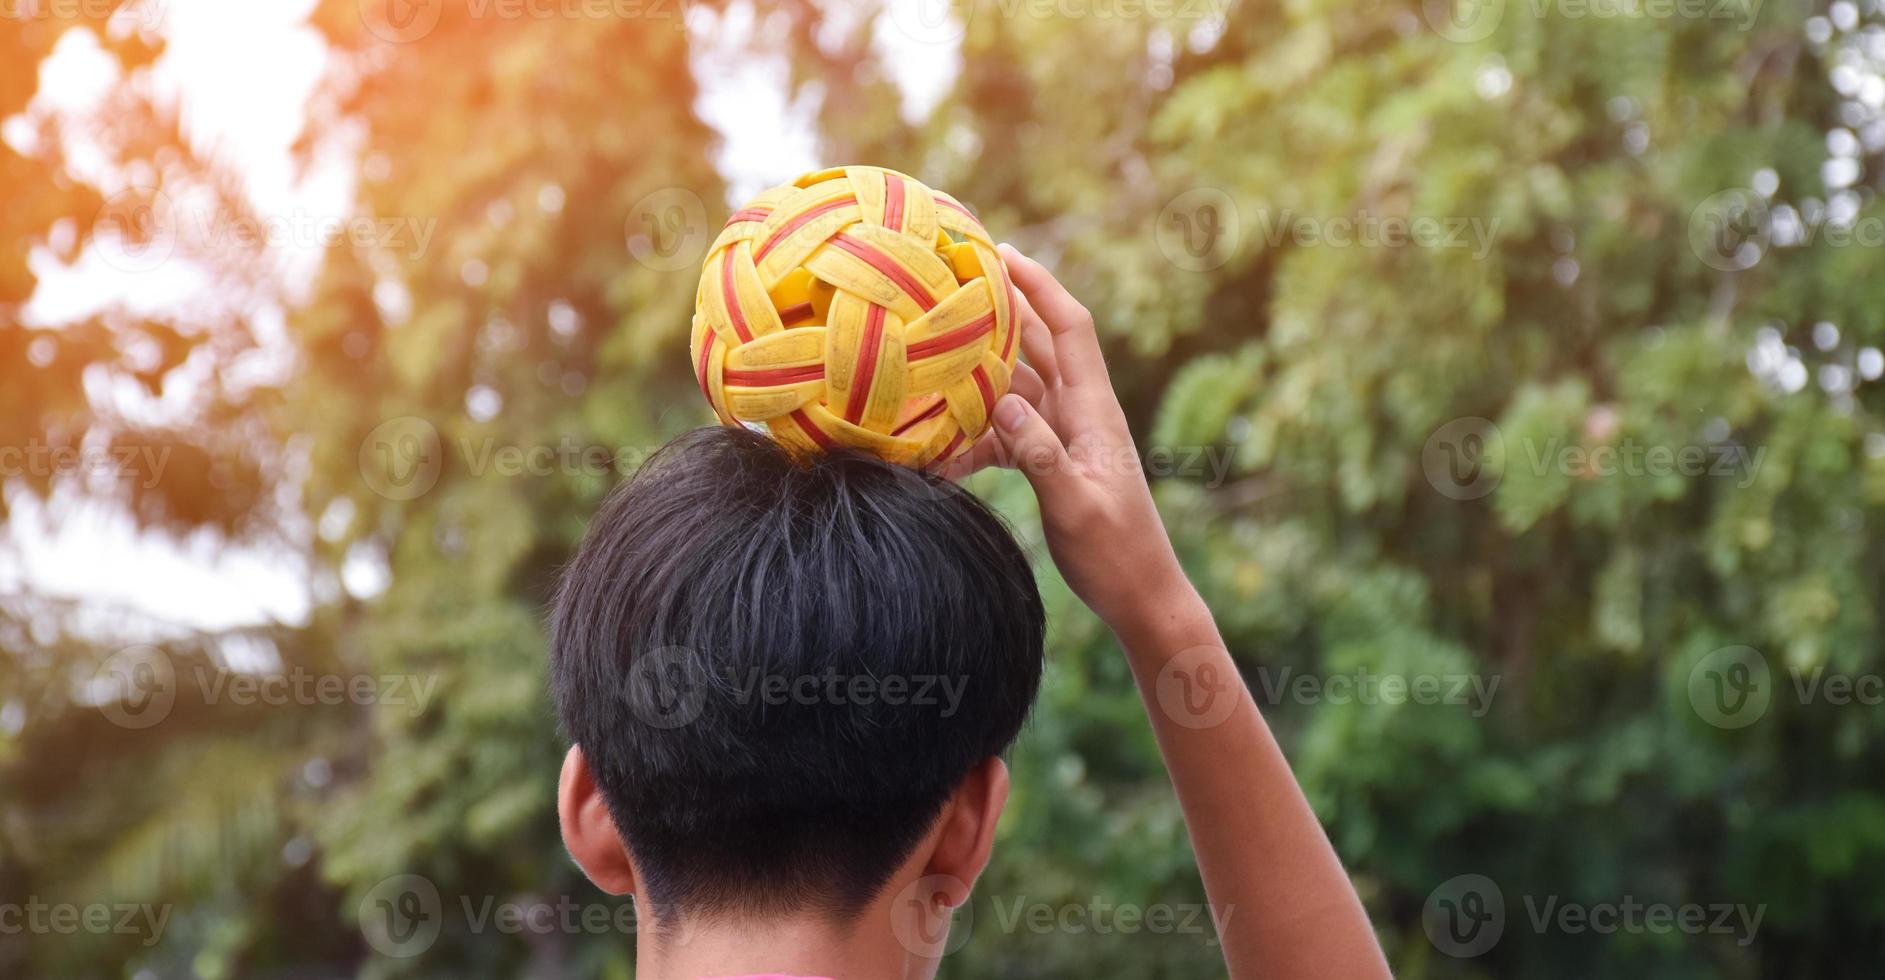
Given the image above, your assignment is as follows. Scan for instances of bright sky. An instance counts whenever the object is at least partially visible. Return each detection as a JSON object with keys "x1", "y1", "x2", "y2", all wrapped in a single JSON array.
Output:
[
  {"x1": 5, "y1": 2, "x2": 1878, "y2": 638},
  {"x1": 4, "y1": 0, "x2": 332, "y2": 634},
  {"x1": 2, "y1": 0, "x2": 955, "y2": 635}
]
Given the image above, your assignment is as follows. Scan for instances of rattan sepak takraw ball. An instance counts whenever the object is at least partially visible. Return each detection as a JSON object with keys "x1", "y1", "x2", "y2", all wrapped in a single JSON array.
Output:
[{"x1": 690, "y1": 166, "x2": 1018, "y2": 468}]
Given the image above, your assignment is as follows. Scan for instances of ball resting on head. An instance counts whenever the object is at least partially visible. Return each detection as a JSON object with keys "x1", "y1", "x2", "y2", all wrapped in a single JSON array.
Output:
[{"x1": 691, "y1": 166, "x2": 1018, "y2": 468}]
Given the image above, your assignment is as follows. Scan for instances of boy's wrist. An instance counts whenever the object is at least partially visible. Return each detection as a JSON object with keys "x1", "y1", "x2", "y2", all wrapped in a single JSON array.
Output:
[{"x1": 1102, "y1": 564, "x2": 1217, "y2": 659}]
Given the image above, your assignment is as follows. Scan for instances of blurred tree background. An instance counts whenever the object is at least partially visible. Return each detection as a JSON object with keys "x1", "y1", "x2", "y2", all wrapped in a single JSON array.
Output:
[{"x1": 5, "y1": 0, "x2": 1885, "y2": 976}]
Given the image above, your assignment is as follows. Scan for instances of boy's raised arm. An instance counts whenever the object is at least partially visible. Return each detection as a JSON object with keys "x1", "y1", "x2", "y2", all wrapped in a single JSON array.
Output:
[{"x1": 960, "y1": 243, "x2": 1391, "y2": 979}]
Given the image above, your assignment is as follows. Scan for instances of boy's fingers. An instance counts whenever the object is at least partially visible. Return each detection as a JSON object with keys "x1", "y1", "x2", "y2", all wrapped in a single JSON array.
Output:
[
  {"x1": 999, "y1": 243, "x2": 1110, "y2": 391},
  {"x1": 941, "y1": 366, "x2": 1048, "y2": 482},
  {"x1": 1010, "y1": 361, "x2": 1047, "y2": 410},
  {"x1": 990, "y1": 393, "x2": 1079, "y2": 502},
  {"x1": 942, "y1": 431, "x2": 1005, "y2": 482},
  {"x1": 1002, "y1": 244, "x2": 1132, "y2": 444},
  {"x1": 1013, "y1": 287, "x2": 1060, "y2": 390}
]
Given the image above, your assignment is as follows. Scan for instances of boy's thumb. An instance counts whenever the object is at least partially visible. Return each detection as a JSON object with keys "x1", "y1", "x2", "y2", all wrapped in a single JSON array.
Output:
[{"x1": 990, "y1": 394, "x2": 1074, "y2": 497}]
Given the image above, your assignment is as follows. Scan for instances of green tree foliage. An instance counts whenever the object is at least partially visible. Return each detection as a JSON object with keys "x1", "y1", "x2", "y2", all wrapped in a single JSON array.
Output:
[{"x1": 5, "y1": 0, "x2": 1885, "y2": 976}]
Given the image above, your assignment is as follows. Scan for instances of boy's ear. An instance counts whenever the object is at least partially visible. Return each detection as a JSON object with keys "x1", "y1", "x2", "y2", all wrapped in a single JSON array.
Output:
[
  {"x1": 924, "y1": 756, "x2": 1011, "y2": 907},
  {"x1": 558, "y1": 745, "x2": 638, "y2": 895}
]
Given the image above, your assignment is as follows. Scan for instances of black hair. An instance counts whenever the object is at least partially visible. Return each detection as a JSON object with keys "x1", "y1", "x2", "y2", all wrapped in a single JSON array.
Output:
[{"x1": 550, "y1": 425, "x2": 1044, "y2": 920}]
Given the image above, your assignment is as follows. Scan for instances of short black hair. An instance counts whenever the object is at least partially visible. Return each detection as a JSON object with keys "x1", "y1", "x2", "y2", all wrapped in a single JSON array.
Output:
[{"x1": 550, "y1": 425, "x2": 1044, "y2": 920}]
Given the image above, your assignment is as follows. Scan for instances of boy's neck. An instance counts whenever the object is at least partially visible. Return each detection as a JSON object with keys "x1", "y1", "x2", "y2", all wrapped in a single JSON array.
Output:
[{"x1": 635, "y1": 906, "x2": 931, "y2": 980}]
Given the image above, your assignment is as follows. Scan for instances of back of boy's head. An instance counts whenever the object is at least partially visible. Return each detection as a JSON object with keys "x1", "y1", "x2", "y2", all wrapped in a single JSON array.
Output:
[{"x1": 550, "y1": 426, "x2": 1044, "y2": 920}]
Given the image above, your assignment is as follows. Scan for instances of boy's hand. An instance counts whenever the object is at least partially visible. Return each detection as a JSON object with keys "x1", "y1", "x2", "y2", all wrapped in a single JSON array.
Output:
[
  {"x1": 948, "y1": 244, "x2": 1195, "y2": 635},
  {"x1": 958, "y1": 246, "x2": 1391, "y2": 980}
]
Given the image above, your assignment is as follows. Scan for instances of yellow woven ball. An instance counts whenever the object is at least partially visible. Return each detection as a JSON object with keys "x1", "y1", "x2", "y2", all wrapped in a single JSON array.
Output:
[{"x1": 690, "y1": 166, "x2": 1018, "y2": 468}]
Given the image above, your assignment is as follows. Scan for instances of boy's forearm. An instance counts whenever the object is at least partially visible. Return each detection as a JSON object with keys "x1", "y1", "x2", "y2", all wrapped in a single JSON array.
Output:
[
  {"x1": 1110, "y1": 581, "x2": 1392, "y2": 980},
  {"x1": 986, "y1": 245, "x2": 1387, "y2": 976}
]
